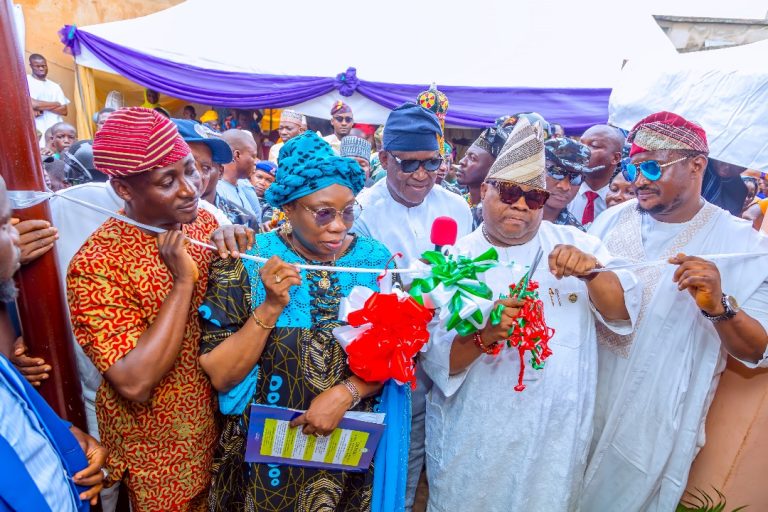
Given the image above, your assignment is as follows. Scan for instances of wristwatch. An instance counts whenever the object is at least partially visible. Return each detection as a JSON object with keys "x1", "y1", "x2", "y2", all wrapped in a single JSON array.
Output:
[{"x1": 701, "y1": 294, "x2": 740, "y2": 323}]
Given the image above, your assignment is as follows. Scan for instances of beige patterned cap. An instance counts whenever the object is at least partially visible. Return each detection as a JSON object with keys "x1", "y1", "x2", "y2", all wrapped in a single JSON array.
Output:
[{"x1": 485, "y1": 117, "x2": 546, "y2": 189}]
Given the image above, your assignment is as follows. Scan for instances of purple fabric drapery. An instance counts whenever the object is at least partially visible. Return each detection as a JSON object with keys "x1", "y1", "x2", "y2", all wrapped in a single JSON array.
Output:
[{"x1": 70, "y1": 27, "x2": 610, "y2": 132}]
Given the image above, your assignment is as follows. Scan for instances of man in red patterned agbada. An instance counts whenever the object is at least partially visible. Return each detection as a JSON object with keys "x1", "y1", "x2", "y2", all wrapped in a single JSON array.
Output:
[{"x1": 67, "y1": 107, "x2": 218, "y2": 511}]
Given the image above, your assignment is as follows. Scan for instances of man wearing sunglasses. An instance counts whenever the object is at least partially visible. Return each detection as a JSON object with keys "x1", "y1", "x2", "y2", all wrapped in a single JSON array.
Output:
[
  {"x1": 323, "y1": 100, "x2": 354, "y2": 154},
  {"x1": 542, "y1": 138, "x2": 592, "y2": 231},
  {"x1": 583, "y1": 111, "x2": 768, "y2": 512},
  {"x1": 354, "y1": 102, "x2": 473, "y2": 512},
  {"x1": 421, "y1": 118, "x2": 639, "y2": 511}
]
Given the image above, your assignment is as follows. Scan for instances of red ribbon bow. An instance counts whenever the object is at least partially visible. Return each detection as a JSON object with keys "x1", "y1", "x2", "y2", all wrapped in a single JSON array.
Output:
[
  {"x1": 346, "y1": 292, "x2": 434, "y2": 389},
  {"x1": 505, "y1": 281, "x2": 555, "y2": 392}
]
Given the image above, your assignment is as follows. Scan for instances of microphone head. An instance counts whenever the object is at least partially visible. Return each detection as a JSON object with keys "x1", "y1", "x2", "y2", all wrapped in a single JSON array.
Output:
[{"x1": 431, "y1": 216, "x2": 458, "y2": 247}]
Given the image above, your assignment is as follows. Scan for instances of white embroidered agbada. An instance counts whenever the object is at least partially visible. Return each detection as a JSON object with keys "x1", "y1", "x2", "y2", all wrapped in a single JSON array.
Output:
[
  {"x1": 582, "y1": 199, "x2": 768, "y2": 511},
  {"x1": 422, "y1": 221, "x2": 641, "y2": 512}
]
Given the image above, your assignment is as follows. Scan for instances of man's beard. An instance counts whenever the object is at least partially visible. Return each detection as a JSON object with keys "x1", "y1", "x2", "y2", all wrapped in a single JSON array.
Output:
[
  {"x1": 635, "y1": 203, "x2": 661, "y2": 215},
  {"x1": 0, "y1": 279, "x2": 18, "y2": 303}
]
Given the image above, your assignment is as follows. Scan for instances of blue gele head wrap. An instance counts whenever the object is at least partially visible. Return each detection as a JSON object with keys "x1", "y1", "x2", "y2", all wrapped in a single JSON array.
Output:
[
  {"x1": 382, "y1": 102, "x2": 442, "y2": 153},
  {"x1": 265, "y1": 131, "x2": 365, "y2": 208}
]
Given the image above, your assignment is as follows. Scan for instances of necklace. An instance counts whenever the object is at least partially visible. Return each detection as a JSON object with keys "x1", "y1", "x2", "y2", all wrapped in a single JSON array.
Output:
[
  {"x1": 481, "y1": 224, "x2": 511, "y2": 248},
  {"x1": 284, "y1": 233, "x2": 338, "y2": 290}
]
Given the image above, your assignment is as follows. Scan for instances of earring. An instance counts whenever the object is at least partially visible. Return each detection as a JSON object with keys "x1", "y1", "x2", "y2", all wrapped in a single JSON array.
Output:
[{"x1": 280, "y1": 220, "x2": 292, "y2": 235}]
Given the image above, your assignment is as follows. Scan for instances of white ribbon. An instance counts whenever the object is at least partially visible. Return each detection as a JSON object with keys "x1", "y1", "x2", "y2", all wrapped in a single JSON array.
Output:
[{"x1": 11, "y1": 190, "x2": 768, "y2": 276}]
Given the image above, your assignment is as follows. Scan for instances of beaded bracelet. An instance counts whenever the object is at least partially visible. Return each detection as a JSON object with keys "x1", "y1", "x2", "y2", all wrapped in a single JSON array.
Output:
[
  {"x1": 473, "y1": 331, "x2": 502, "y2": 356},
  {"x1": 341, "y1": 379, "x2": 361, "y2": 409},
  {"x1": 251, "y1": 310, "x2": 276, "y2": 330}
]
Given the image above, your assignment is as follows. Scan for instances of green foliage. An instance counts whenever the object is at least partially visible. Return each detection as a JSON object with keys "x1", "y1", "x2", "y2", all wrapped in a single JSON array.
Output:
[{"x1": 676, "y1": 488, "x2": 747, "y2": 512}]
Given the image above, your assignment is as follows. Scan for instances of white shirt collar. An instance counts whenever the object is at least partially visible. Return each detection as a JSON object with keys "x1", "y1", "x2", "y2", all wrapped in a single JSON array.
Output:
[{"x1": 578, "y1": 181, "x2": 610, "y2": 200}]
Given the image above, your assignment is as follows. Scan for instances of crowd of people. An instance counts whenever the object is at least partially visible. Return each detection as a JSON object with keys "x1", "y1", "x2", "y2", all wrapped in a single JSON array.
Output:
[{"x1": 2, "y1": 51, "x2": 768, "y2": 512}]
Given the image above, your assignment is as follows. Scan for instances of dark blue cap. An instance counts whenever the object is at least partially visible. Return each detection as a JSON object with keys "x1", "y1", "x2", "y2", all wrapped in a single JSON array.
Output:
[
  {"x1": 255, "y1": 161, "x2": 277, "y2": 176},
  {"x1": 382, "y1": 102, "x2": 442, "y2": 152},
  {"x1": 171, "y1": 118, "x2": 232, "y2": 164}
]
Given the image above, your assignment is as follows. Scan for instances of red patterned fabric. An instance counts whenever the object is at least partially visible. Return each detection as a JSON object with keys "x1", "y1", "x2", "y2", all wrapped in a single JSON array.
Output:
[
  {"x1": 627, "y1": 111, "x2": 709, "y2": 157},
  {"x1": 67, "y1": 210, "x2": 218, "y2": 512},
  {"x1": 93, "y1": 107, "x2": 190, "y2": 177}
]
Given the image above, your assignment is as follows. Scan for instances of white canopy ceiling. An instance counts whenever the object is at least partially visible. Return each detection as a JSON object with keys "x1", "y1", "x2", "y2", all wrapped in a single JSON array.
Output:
[
  {"x1": 74, "y1": 0, "x2": 676, "y2": 123},
  {"x1": 609, "y1": 38, "x2": 768, "y2": 170}
]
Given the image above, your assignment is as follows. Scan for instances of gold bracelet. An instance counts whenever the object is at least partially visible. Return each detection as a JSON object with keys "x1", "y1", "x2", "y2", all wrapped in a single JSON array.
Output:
[{"x1": 251, "y1": 310, "x2": 276, "y2": 330}]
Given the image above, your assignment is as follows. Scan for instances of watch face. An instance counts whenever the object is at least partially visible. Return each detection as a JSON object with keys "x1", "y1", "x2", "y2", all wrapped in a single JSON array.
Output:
[{"x1": 727, "y1": 295, "x2": 740, "y2": 310}]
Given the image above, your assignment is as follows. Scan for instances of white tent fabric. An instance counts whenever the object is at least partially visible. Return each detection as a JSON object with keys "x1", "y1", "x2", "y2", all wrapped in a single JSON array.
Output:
[
  {"x1": 609, "y1": 39, "x2": 768, "y2": 171},
  {"x1": 74, "y1": 0, "x2": 676, "y2": 123}
]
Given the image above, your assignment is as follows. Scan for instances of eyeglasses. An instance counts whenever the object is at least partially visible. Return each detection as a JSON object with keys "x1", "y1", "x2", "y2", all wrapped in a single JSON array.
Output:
[
  {"x1": 388, "y1": 152, "x2": 443, "y2": 173},
  {"x1": 333, "y1": 116, "x2": 354, "y2": 123},
  {"x1": 546, "y1": 164, "x2": 583, "y2": 186},
  {"x1": 486, "y1": 180, "x2": 550, "y2": 210},
  {"x1": 300, "y1": 201, "x2": 362, "y2": 226},
  {"x1": 623, "y1": 156, "x2": 689, "y2": 183}
]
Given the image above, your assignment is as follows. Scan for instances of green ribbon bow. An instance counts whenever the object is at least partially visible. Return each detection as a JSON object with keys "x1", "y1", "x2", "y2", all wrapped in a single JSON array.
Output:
[{"x1": 409, "y1": 248, "x2": 498, "y2": 336}]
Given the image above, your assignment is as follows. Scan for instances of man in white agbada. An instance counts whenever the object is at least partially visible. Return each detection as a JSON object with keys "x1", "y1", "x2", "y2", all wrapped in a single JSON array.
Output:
[
  {"x1": 422, "y1": 118, "x2": 641, "y2": 511},
  {"x1": 582, "y1": 111, "x2": 768, "y2": 511},
  {"x1": 354, "y1": 102, "x2": 472, "y2": 511}
]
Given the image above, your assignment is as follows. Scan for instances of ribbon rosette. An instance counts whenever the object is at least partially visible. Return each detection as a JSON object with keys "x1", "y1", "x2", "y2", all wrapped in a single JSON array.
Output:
[
  {"x1": 333, "y1": 287, "x2": 434, "y2": 389},
  {"x1": 491, "y1": 277, "x2": 554, "y2": 392},
  {"x1": 409, "y1": 248, "x2": 498, "y2": 336}
]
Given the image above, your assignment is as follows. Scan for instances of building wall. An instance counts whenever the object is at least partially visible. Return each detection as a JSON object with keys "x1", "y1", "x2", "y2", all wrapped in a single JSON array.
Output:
[
  {"x1": 16, "y1": 0, "x2": 182, "y2": 126},
  {"x1": 655, "y1": 16, "x2": 768, "y2": 52}
]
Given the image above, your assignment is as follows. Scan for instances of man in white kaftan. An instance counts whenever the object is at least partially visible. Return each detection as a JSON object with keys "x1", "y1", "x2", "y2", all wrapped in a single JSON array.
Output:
[
  {"x1": 353, "y1": 102, "x2": 472, "y2": 511},
  {"x1": 423, "y1": 118, "x2": 641, "y2": 512},
  {"x1": 582, "y1": 111, "x2": 768, "y2": 511}
]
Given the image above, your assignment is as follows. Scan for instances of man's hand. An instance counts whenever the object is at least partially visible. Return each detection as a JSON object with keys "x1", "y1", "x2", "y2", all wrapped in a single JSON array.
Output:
[
  {"x1": 289, "y1": 385, "x2": 353, "y2": 436},
  {"x1": 10, "y1": 337, "x2": 50, "y2": 386},
  {"x1": 12, "y1": 218, "x2": 58, "y2": 264},
  {"x1": 70, "y1": 426, "x2": 109, "y2": 505},
  {"x1": 480, "y1": 296, "x2": 525, "y2": 345},
  {"x1": 210, "y1": 224, "x2": 255, "y2": 258},
  {"x1": 157, "y1": 231, "x2": 198, "y2": 284},
  {"x1": 670, "y1": 253, "x2": 724, "y2": 315},
  {"x1": 549, "y1": 244, "x2": 602, "y2": 280}
]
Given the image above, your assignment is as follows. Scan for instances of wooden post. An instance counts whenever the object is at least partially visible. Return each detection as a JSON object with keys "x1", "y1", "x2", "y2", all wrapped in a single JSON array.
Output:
[{"x1": 0, "y1": 0, "x2": 86, "y2": 429}]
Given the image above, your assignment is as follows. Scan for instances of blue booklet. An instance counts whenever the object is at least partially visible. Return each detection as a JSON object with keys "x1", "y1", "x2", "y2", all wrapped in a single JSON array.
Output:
[{"x1": 245, "y1": 404, "x2": 386, "y2": 472}]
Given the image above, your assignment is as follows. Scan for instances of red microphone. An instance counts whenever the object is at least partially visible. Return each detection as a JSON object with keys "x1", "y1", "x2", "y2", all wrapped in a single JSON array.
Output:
[{"x1": 430, "y1": 216, "x2": 458, "y2": 252}]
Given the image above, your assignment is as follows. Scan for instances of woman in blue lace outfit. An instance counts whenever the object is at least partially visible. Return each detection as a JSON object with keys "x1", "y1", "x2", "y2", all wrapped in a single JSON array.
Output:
[{"x1": 198, "y1": 131, "x2": 410, "y2": 512}]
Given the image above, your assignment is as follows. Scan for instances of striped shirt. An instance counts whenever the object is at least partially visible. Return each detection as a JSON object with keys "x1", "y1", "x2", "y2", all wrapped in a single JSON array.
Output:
[{"x1": 0, "y1": 356, "x2": 78, "y2": 511}]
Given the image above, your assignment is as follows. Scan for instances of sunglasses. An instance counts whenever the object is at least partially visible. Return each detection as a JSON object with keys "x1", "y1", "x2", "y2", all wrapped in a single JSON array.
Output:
[
  {"x1": 487, "y1": 180, "x2": 550, "y2": 210},
  {"x1": 623, "y1": 156, "x2": 689, "y2": 183},
  {"x1": 388, "y1": 152, "x2": 443, "y2": 173},
  {"x1": 301, "y1": 201, "x2": 362, "y2": 226},
  {"x1": 546, "y1": 165, "x2": 583, "y2": 186},
  {"x1": 333, "y1": 116, "x2": 354, "y2": 123}
]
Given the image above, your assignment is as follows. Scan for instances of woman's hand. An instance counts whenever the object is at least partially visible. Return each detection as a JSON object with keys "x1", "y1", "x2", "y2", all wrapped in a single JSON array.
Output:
[
  {"x1": 259, "y1": 256, "x2": 301, "y2": 308},
  {"x1": 289, "y1": 385, "x2": 353, "y2": 437}
]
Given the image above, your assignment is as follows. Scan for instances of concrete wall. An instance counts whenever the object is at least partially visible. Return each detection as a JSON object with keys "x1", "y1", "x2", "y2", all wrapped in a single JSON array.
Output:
[
  {"x1": 16, "y1": 0, "x2": 182, "y2": 126},
  {"x1": 655, "y1": 16, "x2": 768, "y2": 52}
]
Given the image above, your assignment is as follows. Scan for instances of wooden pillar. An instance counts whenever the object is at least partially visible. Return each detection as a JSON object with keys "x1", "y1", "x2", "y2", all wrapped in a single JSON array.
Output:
[{"x1": 0, "y1": 0, "x2": 86, "y2": 429}]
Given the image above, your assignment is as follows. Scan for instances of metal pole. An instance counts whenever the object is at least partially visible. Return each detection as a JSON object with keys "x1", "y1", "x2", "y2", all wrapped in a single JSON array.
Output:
[{"x1": 0, "y1": 0, "x2": 86, "y2": 429}]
